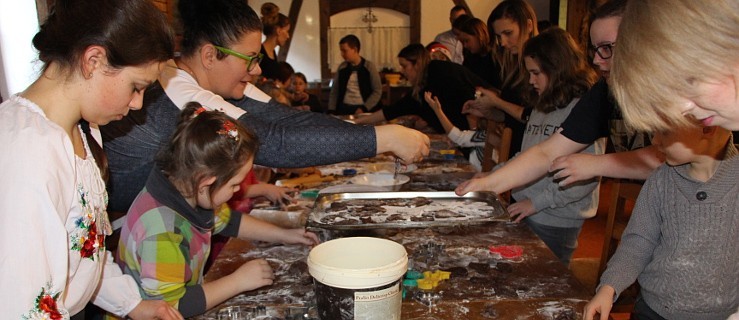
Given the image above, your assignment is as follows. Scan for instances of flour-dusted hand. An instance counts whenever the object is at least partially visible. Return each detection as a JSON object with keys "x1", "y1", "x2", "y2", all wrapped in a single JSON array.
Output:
[
  {"x1": 127, "y1": 299, "x2": 183, "y2": 320},
  {"x1": 455, "y1": 175, "x2": 495, "y2": 196},
  {"x1": 247, "y1": 184, "x2": 296, "y2": 207},
  {"x1": 280, "y1": 228, "x2": 320, "y2": 246},
  {"x1": 376, "y1": 124, "x2": 430, "y2": 164},
  {"x1": 461, "y1": 87, "x2": 503, "y2": 120},
  {"x1": 234, "y1": 259, "x2": 274, "y2": 292},
  {"x1": 583, "y1": 285, "x2": 615, "y2": 320}
]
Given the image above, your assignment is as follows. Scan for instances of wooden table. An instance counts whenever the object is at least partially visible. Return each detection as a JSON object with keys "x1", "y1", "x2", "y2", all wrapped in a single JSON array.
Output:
[
  {"x1": 196, "y1": 135, "x2": 590, "y2": 319},
  {"x1": 199, "y1": 224, "x2": 589, "y2": 319}
]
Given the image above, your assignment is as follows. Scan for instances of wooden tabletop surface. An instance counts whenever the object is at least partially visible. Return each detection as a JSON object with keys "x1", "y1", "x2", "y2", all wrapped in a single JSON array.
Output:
[{"x1": 195, "y1": 134, "x2": 590, "y2": 319}]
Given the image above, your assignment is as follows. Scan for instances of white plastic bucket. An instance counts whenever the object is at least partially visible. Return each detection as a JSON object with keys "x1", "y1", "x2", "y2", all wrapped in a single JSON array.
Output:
[{"x1": 307, "y1": 237, "x2": 408, "y2": 320}]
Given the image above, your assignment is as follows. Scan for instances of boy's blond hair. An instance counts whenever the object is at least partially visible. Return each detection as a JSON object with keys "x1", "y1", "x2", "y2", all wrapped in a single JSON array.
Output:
[{"x1": 611, "y1": 0, "x2": 739, "y2": 132}]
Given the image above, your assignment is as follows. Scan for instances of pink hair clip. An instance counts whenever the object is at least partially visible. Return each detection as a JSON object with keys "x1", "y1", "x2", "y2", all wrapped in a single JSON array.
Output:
[
  {"x1": 217, "y1": 120, "x2": 239, "y2": 141},
  {"x1": 191, "y1": 106, "x2": 207, "y2": 119}
]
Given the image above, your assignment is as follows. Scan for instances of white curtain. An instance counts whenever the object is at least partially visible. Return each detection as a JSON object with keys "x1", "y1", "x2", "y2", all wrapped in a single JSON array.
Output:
[{"x1": 328, "y1": 27, "x2": 410, "y2": 74}]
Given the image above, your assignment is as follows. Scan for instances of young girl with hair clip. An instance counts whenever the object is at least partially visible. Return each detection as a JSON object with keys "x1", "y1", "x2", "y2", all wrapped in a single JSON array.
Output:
[
  {"x1": 0, "y1": 0, "x2": 181, "y2": 318},
  {"x1": 432, "y1": 27, "x2": 600, "y2": 266},
  {"x1": 117, "y1": 102, "x2": 319, "y2": 317},
  {"x1": 463, "y1": 0, "x2": 539, "y2": 157}
]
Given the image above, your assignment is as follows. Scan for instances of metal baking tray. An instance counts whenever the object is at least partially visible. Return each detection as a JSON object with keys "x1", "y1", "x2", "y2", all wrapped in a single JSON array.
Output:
[
  {"x1": 406, "y1": 172, "x2": 477, "y2": 191},
  {"x1": 308, "y1": 191, "x2": 509, "y2": 230}
]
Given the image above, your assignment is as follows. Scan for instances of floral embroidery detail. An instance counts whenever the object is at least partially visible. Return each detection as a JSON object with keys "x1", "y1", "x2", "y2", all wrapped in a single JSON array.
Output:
[
  {"x1": 217, "y1": 120, "x2": 239, "y2": 141},
  {"x1": 23, "y1": 284, "x2": 69, "y2": 320},
  {"x1": 69, "y1": 184, "x2": 105, "y2": 259}
]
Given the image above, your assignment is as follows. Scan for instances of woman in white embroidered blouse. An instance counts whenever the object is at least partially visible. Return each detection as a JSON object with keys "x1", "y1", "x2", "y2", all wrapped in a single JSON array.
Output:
[{"x1": 0, "y1": 0, "x2": 181, "y2": 319}]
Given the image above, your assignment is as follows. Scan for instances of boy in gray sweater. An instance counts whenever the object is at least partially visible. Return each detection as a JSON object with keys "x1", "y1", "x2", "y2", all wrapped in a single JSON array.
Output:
[{"x1": 584, "y1": 124, "x2": 739, "y2": 320}]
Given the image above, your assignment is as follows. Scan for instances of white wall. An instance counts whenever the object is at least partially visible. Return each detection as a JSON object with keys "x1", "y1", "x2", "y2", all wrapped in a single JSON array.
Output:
[
  {"x1": 249, "y1": 0, "x2": 324, "y2": 82},
  {"x1": 421, "y1": 1, "x2": 508, "y2": 45},
  {"x1": 0, "y1": 0, "x2": 42, "y2": 99},
  {"x1": 287, "y1": 1, "x2": 322, "y2": 82}
]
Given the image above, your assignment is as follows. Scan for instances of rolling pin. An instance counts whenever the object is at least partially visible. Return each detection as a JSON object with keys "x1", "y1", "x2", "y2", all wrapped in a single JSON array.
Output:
[{"x1": 277, "y1": 173, "x2": 335, "y2": 189}]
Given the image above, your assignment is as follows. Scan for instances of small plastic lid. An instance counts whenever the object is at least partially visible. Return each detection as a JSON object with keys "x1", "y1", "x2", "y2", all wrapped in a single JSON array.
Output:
[{"x1": 300, "y1": 189, "x2": 319, "y2": 199}]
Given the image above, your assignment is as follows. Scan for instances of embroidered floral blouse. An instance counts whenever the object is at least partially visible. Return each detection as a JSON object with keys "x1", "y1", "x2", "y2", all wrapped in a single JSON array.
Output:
[{"x1": 0, "y1": 96, "x2": 143, "y2": 319}]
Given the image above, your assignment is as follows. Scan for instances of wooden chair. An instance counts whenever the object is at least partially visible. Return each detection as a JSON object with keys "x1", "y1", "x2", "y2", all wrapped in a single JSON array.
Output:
[
  {"x1": 480, "y1": 119, "x2": 513, "y2": 204},
  {"x1": 481, "y1": 119, "x2": 513, "y2": 172},
  {"x1": 598, "y1": 178, "x2": 644, "y2": 316},
  {"x1": 598, "y1": 179, "x2": 643, "y2": 275}
]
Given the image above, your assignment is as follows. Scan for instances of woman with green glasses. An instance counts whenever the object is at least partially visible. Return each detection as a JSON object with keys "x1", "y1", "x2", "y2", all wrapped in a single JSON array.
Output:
[
  {"x1": 214, "y1": 46, "x2": 264, "y2": 72},
  {"x1": 100, "y1": 0, "x2": 429, "y2": 215}
]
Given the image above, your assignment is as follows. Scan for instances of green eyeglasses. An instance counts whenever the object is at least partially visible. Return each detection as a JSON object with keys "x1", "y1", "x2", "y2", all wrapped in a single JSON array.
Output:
[{"x1": 214, "y1": 45, "x2": 264, "y2": 72}]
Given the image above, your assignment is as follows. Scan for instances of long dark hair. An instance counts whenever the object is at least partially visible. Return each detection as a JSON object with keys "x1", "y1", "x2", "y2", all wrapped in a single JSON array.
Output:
[
  {"x1": 487, "y1": 0, "x2": 539, "y2": 90},
  {"x1": 458, "y1": 18, "x2": 492, "y2": 55},
  {"x1": 34, "y1": 0, "x2": 174, "y2": 74},
  {"x1": 522, "y1": 27, "x2": 597, "y2": 113},
  {"x1": 178, "y1": 0, "x2": 263, "y2": 58},
  {"x1": 33, "y1": 0, "x2": 175, "y2": 182},
  {"x1": 261, "y1": 2, "x2": 290, "y2": 37},
  {"x1": 397, "y1": 44, "x2": 430, "y2": 100},
  {"x1": 158, "y1": 102, "x2": 258, "y2": 201}
]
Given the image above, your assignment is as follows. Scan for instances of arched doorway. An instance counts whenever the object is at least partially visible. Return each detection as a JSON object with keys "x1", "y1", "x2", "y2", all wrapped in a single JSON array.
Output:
[{"x1": 319, "y1": 0, "x2": 420, "y2": 80}]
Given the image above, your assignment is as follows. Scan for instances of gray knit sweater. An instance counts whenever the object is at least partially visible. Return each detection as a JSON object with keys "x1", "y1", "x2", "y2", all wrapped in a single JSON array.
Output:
[{"x1": 600, "y1": 144, "x2": 739, "y2": 320}]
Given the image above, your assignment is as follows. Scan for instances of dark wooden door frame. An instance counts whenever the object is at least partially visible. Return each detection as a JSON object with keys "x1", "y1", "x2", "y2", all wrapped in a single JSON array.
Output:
[
  {"x1": 319, "y1": 0, "x2": 420, "y2": 80},
  {"x1": 549, "y1": 0, "x2": 560, "y2": 25}
]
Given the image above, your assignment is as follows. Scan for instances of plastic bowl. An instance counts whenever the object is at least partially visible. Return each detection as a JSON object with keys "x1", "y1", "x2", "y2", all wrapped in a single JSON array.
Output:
[
  {"x1": 349, "y1": 173, "x2": 409, "y2": 191},
  {"x1": 367, "y1": 162, "x2": 417, "y2": 174},
  {"x1": 384, "y1": 73, "x2": 401, "y2": 86}
]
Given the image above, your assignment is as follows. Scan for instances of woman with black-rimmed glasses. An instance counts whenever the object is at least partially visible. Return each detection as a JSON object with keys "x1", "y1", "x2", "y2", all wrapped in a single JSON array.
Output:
[{"x1": 456, "y1": 0, "x2": 661, "y2": 199}]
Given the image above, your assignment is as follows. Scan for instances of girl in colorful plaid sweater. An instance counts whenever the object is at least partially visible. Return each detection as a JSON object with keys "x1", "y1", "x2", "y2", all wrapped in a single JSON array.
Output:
[{"x1": 117, "y1": 103, "x2": 319, "y2": 317}]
